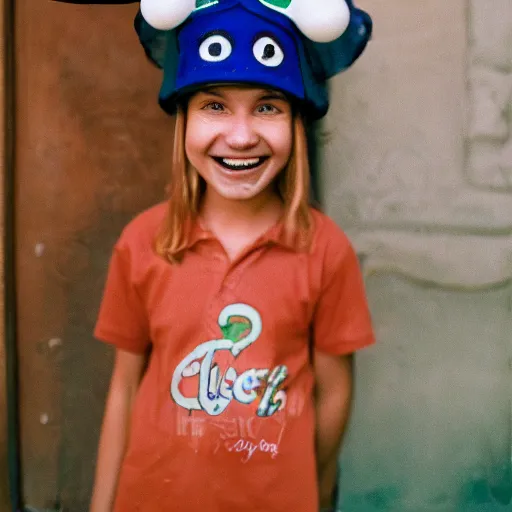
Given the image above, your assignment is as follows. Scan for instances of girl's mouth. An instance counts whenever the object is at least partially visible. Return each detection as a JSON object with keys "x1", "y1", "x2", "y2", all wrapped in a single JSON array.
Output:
[{"x1": 213, "y1": 157, "x2": 268, "y2": 171}]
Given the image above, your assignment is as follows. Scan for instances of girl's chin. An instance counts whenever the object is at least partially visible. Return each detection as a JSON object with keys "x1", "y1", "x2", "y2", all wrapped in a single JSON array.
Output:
[
  {"x1": 205, "y1": 181, "x2": 277, "y2": 203},
  {"x1": 210, "y1": 187, "x2": 264, "y2": 202}
]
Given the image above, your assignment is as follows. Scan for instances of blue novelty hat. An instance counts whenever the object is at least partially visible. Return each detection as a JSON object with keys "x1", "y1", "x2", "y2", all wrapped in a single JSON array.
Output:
[
  {"x1": 136, "y1": 0, "x2": 372, "y2": 119},
  {"x1": 54, "y1": 0, "x2": 372, "y2": 119}
]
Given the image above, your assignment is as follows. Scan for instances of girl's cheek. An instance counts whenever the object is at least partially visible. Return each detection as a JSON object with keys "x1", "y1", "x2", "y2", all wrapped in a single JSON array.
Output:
[
  {"x1": 192, "y1": 115, "x2": 223, "y2": 137},
  {"x1": 269, "y1": 125, "x2": 293, "y2": 148},
  {"x1": 186, "y1": 119, "x2": 211, "y2": 144},
  {"x1": 263, "y1": 118, "x2": 292, "y2": 134}
]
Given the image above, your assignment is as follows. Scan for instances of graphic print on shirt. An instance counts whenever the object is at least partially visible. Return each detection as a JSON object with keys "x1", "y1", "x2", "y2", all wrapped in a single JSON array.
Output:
[{"x1": 171, "y1": 303, "x2": 288, "y2": 417}]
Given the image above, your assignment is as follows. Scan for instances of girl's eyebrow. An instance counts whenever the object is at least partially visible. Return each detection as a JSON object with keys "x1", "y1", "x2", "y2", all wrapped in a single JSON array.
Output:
[
  {"x1": 259, "y1": 94, "x2": 286, "y2": 101},
  {"x1": 259, "y1": 90, "x2": 287, "y2": 101},
  {"x1": 201, "y1": 90, "x2": 225, "y2": 98},
  {"x1": 198, "y1": 88, "x2": 287, "y2": 101}
]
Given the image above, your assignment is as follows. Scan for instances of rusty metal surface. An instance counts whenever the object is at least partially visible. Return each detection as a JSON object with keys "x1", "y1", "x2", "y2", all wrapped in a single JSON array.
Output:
[{"x1": 15, "y1": 0, "x2": 171, "y2": 507}]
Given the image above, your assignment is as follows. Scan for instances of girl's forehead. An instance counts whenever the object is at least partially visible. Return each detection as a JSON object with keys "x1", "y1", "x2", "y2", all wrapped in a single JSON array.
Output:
[{"x1": 193, "y1": 85, "x2": 289, "y2": 99}]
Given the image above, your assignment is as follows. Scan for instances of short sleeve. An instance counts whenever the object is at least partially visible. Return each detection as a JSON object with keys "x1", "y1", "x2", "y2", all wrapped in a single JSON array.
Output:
[
  {"x1": 94, "y1": 245, "x2": 151, "y2": 354},
  {"x1": 313, "y1": 240, "x2": 375, "y2": 355}
]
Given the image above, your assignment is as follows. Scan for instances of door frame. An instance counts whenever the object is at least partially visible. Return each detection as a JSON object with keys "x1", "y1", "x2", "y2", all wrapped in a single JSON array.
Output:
[{"x1": 2, "y1": 0, "x2": 19, "y2": 508}]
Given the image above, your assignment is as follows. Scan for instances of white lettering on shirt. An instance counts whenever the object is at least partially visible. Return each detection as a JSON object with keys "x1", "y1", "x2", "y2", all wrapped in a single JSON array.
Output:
[{"x1": 170, "y1": 304, "x2": 288, "y2": 417}]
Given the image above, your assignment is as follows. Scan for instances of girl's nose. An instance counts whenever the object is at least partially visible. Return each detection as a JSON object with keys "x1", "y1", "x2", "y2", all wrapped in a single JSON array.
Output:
[{"x1": 224, "y1": 115, "x2": 260, "y2": 149}]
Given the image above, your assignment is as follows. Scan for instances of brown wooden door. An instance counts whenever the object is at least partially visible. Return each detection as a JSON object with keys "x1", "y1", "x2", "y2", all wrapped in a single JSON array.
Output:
[{"x1": 15, "y1": 0, "x2": 172, "y2": 508}]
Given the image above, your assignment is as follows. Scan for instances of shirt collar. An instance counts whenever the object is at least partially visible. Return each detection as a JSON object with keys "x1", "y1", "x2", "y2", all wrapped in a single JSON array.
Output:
[{"x1": 184, "y1": 215, "x2": 299, "y2": 252}]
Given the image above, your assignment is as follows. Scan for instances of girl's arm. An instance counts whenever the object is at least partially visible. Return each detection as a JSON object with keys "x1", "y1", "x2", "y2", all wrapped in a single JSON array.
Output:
[
  {"x1": 90, "y1": 348, "x2": 147, "y2": 512},
  {"x1": 314, "y1": 351, "x2": 354, "y2": 509}
]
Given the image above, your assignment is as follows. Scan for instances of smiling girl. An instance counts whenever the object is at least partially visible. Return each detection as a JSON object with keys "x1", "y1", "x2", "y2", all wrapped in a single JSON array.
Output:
[{"x1": 69, "y1": 0, "x2": 377, "y2": 510}]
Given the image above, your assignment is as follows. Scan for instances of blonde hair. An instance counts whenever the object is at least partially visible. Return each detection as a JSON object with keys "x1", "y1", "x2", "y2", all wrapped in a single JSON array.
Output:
[{"x1": 155, "y1": 104, "x2": 313, "y2": 263}]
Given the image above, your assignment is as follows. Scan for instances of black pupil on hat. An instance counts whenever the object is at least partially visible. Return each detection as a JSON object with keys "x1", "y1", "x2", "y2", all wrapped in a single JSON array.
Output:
[
  {"x1": 209, "y1": 42, "x2": 222, "y2": 57},
  {"x1": 262, "y1": 44, "x2": 276, "y2": 60}
]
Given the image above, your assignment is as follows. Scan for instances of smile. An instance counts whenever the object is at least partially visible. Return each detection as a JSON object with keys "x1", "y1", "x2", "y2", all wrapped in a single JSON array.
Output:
[{"x1": 213, "y1": 157, "x2": 268, "y2": 171}]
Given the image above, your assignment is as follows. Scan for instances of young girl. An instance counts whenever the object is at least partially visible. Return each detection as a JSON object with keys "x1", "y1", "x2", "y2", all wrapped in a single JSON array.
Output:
[{"x1": 76, "y1": 0, "x2": 375, "y2": 510}]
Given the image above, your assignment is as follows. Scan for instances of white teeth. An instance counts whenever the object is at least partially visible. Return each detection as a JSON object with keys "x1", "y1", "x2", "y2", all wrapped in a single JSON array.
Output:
[{"x1": 222, "y1": 158, "x2": 261, "y2": 167}]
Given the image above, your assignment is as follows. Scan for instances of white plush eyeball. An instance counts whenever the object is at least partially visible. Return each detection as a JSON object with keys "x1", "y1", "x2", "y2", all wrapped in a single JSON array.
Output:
[
  {"x1": 253, "y1": 36, "x2": 284, "y2": 67},
  {"x1": 291, "y1": 0, "x2": 350, "y2": 42},
  {"x1": 140, "y1": 0, "x2": 196, "y2": 31},
  {"x1": 259, "y1": 0, "x2": 351, "y2": 43}
]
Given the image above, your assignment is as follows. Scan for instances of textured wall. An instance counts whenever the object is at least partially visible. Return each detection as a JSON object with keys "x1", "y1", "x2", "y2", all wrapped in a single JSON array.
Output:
[
  {"x1": 468, "y1": 0, "x2": 512, "y2": 189},
  {"x1": 319, "y1": 1, "x2": 512, "y2": 510}
]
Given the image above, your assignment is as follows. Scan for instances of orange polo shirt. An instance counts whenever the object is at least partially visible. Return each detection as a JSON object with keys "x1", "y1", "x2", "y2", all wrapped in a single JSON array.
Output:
[{"x1": 94, "y1": 202, "x2": 375, "y2": 512}]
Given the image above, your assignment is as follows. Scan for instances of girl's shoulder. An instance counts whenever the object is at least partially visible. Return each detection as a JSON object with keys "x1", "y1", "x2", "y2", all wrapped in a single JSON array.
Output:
[
  {"x1": 309, "y1": 207, "x2": 353, "y2": 255},
  {"x1": 308, "y1": 208, "x2": 363, "y2": 285},
  {"x1": 115, "y1": 201, "x2": 168, "y2": 252}
]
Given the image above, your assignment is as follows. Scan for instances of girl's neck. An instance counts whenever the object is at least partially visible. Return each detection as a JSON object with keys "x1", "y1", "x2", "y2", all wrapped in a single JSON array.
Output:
[{"x1": 199, "y1": 187, "x2": 283, "y2": 233}]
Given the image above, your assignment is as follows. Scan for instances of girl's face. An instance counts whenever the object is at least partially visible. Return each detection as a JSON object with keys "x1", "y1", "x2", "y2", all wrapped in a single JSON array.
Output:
[{"x1": 185, "y1": 86, "x2": 293, "y2": 203}]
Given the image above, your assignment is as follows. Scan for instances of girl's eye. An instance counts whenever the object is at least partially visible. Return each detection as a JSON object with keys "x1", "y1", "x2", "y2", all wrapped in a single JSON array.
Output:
[
  {"x1": 253, "y1": 36, "x2": 284, "y2": 67},
  {"x1": 203, "y1": 102, "x2": 224, "y2": 111},
  {"x1": 199, "y1": 33, "x2": 233, "y2": 62},
  {"x1": 257, "y1": 104, "x2": 279, "y2": 114}
]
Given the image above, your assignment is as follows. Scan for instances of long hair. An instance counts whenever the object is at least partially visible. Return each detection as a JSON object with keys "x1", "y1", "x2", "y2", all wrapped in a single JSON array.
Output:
[{"x1": 155, "y1": 105, "x2": 313, "y2": 263}]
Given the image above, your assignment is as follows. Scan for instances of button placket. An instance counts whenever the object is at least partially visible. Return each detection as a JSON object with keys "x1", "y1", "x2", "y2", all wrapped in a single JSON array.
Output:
[
  {"x1": 222, "y1": 245, "x2": 265, "y2": 292},
  {"x1": 204, "y1": 243, "x2": 230, "y2": 337},
  {"x1": 219, "y1": 258, "x2": 240, "y2": 292}
]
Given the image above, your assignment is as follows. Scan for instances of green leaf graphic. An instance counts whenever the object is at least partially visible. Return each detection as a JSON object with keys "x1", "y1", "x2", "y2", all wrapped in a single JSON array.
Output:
[
  {"x1": 221, "y1": 321, "x2": 250, "y2": 343},
  {"x1": 260, "y1": 0, "x2": 292, "y2": 9},
  {"x1": 195, "y1": 0, "x2": 219, "y2": 10}
]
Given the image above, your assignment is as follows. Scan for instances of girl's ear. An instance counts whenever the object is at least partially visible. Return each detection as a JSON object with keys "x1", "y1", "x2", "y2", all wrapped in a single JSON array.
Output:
[{"x1": 141, "y1": 0, "x2": 195, "y2": 30}]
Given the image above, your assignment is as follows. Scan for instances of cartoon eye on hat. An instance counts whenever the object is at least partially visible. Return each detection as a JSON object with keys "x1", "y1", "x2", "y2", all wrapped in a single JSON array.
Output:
[
  {"x1": 141, "y1": 0, "x2": 351, "y2": 43},
  {"x1": 253, "y1": 36, "x2": 284, "y2": 67},
  {"x1": 199, "y1": 32, "x2": 233, "y2": 62}
]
